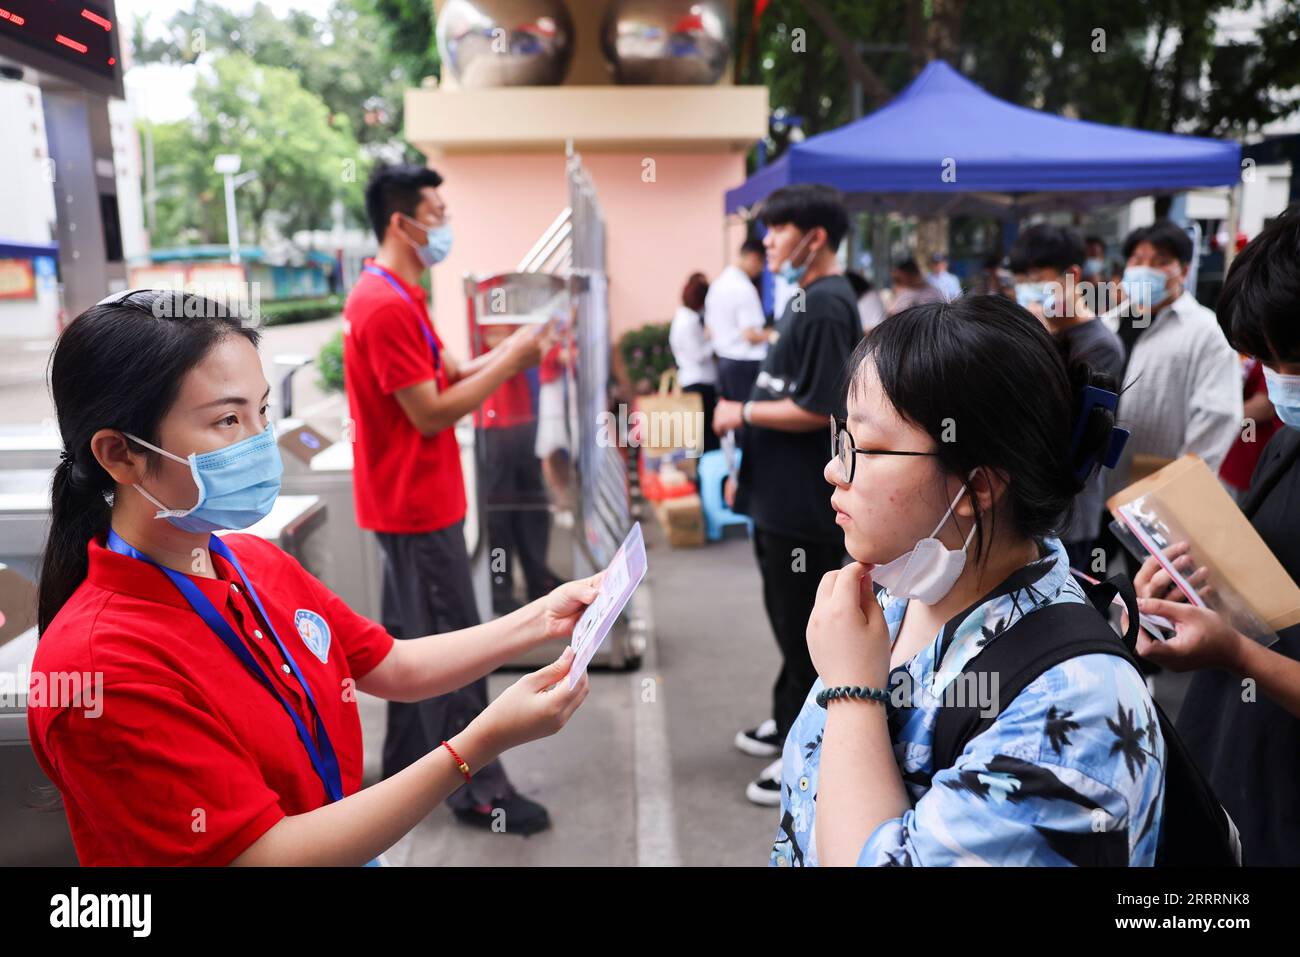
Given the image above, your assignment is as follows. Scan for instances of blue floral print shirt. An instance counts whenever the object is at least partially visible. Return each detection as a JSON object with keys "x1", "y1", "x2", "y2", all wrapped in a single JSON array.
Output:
[{"x1": 771, "y1": 538, "x2": 1165, "y2": 867}]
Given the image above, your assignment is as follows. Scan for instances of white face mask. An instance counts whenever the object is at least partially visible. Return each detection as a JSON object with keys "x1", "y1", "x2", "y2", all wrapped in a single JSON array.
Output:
[{"x1": 871, "y1": 476, "x2": 976, "y2": 604}]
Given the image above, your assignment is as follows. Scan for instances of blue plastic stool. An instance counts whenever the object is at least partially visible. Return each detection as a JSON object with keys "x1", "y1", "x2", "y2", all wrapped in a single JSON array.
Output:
[{"x1": 697, "y1": 449, "x2": 752, "y2": 542}]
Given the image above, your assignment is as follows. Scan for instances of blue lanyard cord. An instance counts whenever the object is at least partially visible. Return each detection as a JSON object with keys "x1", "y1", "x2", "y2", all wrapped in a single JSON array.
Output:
[
  {"x1": 105, "y1": 529, "x2": 345, "y2": 803},
  {"x1": 362, "y1": 264, "x2": 441, "y2": 370}
]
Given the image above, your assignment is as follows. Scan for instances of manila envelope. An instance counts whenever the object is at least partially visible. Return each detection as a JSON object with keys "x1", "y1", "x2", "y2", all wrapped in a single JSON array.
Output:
[{"x1": 1107, "y1": 454, "x2": 1300, "y2": 633}]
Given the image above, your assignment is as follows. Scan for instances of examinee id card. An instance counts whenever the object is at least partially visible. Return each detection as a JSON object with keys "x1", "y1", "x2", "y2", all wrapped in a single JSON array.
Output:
[{"x1": 567, "y1": 522, "x2": 647, "y2": 688}]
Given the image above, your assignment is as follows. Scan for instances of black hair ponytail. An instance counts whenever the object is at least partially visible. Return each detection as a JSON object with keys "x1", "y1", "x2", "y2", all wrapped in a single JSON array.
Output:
[
  {"x1": 37, "y1": 291, "x2": 258, "y2": 635},
  {"x1": 40, "y1": 450, "x2": 114, "y2": 635}
]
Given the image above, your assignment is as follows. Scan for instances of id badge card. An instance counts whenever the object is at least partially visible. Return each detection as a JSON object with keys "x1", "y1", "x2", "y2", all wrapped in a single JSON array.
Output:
[{"x1": 568, "y1": 522, "x2": 648, "y2": 688}]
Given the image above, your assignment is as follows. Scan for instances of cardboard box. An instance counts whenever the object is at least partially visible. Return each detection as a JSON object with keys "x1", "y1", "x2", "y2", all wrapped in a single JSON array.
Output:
[
  {"x1": 641, "y1": 448, "x2": 698, "y2": 481},
  {"x1": 654, "y1": 494, "x2": 705, "y2": 548}
]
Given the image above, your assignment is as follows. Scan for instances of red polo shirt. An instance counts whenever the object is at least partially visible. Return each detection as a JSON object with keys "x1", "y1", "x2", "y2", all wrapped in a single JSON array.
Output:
[
  {"x1": 343, "y1": 261, "x2": 467, "y2": 533},
  {"x1": 1220, "y1": 357, "x2": 1281, "y2": 491},
  {"x1": 539, "y1": 343, "x2": 563, "y2": 384},
  {"x1": 27, "y1": 532, "x2": 394, "y2": 866},
  {"x1": 477, "y1": 371, "x2": 534, "y2": 430}
]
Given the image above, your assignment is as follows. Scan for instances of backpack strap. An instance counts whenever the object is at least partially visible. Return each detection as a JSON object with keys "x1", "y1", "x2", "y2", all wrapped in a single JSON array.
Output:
[
  {"x1": 1079, "y1": 573, "x2": 1140, "y2": 648},
  {"x1": 927, "y1": 576, "x2": 1242, "y2": 866},
  {"x1": 930, "y1": 594, "x2": 1141, "y2": 777}
]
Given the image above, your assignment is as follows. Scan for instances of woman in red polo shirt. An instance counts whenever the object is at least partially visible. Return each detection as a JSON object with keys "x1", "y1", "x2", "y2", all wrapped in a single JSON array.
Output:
[{"x1": 29, "y1": 289, "x2": 597, "y2": 866}]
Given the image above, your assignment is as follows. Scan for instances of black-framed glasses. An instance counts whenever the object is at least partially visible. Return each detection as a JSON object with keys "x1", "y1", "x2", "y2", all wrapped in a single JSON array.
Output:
[{"x1": 829, "y1": 416, "x2": 938, "y2": 483}]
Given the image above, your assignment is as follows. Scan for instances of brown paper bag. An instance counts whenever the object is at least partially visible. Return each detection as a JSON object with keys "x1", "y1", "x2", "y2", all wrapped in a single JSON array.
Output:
[{"x1": 633, "y1": 370, "x2": 704, "y2": 460}]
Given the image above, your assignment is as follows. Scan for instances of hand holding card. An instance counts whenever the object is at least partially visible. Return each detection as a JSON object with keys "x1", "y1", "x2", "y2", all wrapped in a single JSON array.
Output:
[{"x1": 567, "y1": 523, "x2": 648, "y2": 688}]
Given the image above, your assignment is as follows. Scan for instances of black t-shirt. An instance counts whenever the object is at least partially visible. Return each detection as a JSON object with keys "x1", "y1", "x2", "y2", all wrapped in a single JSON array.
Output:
[
  {"x1": 735, "y1": 274, "x2": 862, "y2": 541},
  {"x1": 1175, "y1": 424, "x2": 1300, "y2": 865}
]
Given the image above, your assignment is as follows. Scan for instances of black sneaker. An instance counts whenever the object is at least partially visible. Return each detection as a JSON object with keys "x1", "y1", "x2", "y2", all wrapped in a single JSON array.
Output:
[
  {"x1": 745, "y1": 758, "x2": 783, "y2": 807},
  {"x1": 453, "y1": 794, "x2": 552, "y2": 836},
  {"x1": 734, "y1": 718, "x2": 781, "y2": 757}
]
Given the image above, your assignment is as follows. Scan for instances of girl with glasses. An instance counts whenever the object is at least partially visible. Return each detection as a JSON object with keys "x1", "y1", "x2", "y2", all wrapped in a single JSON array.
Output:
[{"x1": 771, "y1": 295, "x2": 1165, "y2": 867}]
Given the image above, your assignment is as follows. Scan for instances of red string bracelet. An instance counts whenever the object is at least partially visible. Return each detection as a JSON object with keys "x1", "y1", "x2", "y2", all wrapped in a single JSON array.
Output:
[{"x1": 442, "y1": 740, "x2": 471, "y2": 784}]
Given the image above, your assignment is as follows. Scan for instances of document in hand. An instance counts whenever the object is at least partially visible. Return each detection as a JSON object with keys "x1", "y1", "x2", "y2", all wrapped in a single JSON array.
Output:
[
  {"x1": 568, "y1": 522, "x2": 648, "y2": 688},
  {"x1": 1107, "y1": 454, "x2": 1300, "y2": 647}
]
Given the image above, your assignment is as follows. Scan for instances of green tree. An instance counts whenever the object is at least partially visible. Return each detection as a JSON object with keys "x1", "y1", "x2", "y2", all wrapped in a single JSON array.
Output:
[
  {"x1": 737, "y1": 0, "x2": 1300, "y2": 159},
  {"x1": 131, "y1": 0, "x2": 414, "y2": 152},
  {"x1": 145, "y1": 53, "x2": 366, "y2": 248},
  {"x1": 142, "y1": 118, "x2": 223, "y2": 247},
  {"x1": 350, "y1": 0, "x2": 441, "y2": 84}
]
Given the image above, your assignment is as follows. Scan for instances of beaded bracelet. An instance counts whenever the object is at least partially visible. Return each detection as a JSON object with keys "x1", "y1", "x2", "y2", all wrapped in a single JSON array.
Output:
[{"x1": 816, "y1": 685, "x2": 890, "y2": 708}]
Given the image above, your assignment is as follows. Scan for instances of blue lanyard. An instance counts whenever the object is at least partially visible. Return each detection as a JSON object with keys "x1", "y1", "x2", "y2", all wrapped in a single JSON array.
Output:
[
  {"x1": 105, "y1": 529, "x2": 345, "y2": 804},
  {"x1": 362, "y1": 263, "x2": 441, "y2": 371}
]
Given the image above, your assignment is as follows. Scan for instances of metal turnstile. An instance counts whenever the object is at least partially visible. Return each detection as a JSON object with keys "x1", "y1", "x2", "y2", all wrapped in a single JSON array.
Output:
[
  {"x1": 0, "y1": 426, "x2": 62, "y2": 472},
  {"x1": 0, "y1": 625, "x2": 77, "y2": 865},
  {"x1": 0, "y1": 472, "x2": 326, "y2": 867},
  {"x1": 219, "y1": 494, "x2": 328, "y2": 574},
  {"x1": 277, "y1": 420, "x2": 384, "y2": 623},
  {"x1": 0, "y1": 468, "x2": 57, "y2": 583}
]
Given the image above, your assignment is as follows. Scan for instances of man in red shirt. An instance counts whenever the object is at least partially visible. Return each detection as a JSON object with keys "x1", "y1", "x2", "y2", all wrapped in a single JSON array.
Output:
[
  {"x1": 344, "y1": 164, "x2": 552, "y2": 833},
  {"x1": 477, "y1": 351, "x2": 562, "y2": 614}
]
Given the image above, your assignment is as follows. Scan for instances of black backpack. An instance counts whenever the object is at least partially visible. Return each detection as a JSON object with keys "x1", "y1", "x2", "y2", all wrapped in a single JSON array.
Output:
[{"x1": 929, "y1": 575, "x2": 1241, "y2": 867}]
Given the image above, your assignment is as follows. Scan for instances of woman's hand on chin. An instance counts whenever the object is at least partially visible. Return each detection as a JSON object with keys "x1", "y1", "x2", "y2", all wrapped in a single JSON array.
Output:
[
  {"x1": 535, "y1": 572, "x2": 605, "y2": 643},
  {"x1": 806, "y1": 562, "x2": 891, "y2": 689}
]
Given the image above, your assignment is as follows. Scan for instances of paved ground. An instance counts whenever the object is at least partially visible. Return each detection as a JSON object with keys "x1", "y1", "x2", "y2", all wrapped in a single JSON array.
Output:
[{"x1": 366, "y1": 518, "x2": 784, "y2": 867}]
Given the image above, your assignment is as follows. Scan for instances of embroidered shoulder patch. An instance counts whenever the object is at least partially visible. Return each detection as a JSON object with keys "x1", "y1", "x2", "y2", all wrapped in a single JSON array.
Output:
[{"x1": 294, "y1": 609, "x2": 331, "y2": 664}]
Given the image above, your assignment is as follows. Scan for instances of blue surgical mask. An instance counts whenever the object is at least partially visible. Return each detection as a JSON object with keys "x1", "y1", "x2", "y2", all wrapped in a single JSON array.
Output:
[
  {"x1": 1015, "y1": 281, "x2": 1058, "y2": 317},
  {"x1": 400, "y1": 215, "x2": 453, "y2": 267},
  {"x1": 1084, "y1": 257, "x2": 1105, "y2": 277},
  {"x1": 1263, "y1": 366, "x2": 1300, "y2": 429},
  {"x1": 777, "y1": 232, "x2": 813, "y2": 285},
  {"x1": 126, "y1": 423, "x2": 283, "y2": 533},
  {"x1": 1015, "y1": 281, "x2": 1048, "y2": 308},
  {"x1": 1121, "y1": 266, "x2": 1169, "y2": 312}
]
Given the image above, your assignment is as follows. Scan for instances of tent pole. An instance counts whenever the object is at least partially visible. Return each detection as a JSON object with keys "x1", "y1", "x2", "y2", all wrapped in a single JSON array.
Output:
[{"x1": 1224, "y1": 183, "x2": 1243, "y2": 274}]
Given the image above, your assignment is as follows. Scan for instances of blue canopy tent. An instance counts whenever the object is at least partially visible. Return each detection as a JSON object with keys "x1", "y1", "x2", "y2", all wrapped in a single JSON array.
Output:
[{"x1": 725, "y1": 61, "x2": 1241, "y2": 219}]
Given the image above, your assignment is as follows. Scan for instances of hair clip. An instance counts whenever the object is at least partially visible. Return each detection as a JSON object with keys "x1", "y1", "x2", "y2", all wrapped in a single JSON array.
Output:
[{"x1": 1070, "y1": 385, "x2": 1130, "y2": 481}]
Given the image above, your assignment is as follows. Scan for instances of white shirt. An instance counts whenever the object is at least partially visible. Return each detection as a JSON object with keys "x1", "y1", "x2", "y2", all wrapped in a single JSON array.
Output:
[
  {"x1": 669, "y1": 305, "x2": 717, "y2": 387},
  {"x1": 1101, "y1": 290, "x2": 1243, "y2": 497},
  {"x1": 927, "y1": 269, "x2": 962, "y2": 301},
  {"x1": 858, "y1": 289, "x2": 887, "y2": 333},
  {"x1": 703, "y1": 265, "x2": 767, "y2": 361},
  {"x1": 888, "y1": 282, "x2": 943, "y2": 315}
]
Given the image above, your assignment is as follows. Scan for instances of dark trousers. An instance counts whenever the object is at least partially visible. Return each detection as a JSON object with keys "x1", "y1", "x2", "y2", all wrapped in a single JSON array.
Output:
[
  {"x1": 482, "y1": 422, "x2": 558, "y2": 609},
  {"x1": 376, "y1": 522, "x2": 513, "y2": 809},
  {"x1": 753, "y1": 527, "x2": 847, "y2": 741},
  {"x1": 682, "y1": 381, "x2": 720, "y2": 453},
  {"x1": 717, "y1": 357, "x2": 762, "y2": 403}
]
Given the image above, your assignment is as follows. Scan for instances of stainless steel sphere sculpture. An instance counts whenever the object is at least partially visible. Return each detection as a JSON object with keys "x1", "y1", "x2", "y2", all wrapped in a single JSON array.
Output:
[
  {"x1": 436, "y1": 0, "x2": 575, "y2": 88},
  {"x1": 601, "y1": 0, "x2": 733, "y2": 85}
]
